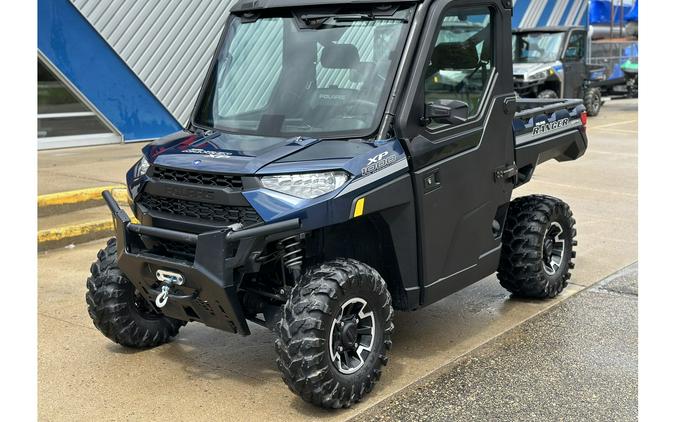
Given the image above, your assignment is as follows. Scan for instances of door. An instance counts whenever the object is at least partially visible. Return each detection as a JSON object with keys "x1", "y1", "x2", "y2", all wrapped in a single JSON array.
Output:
[
  {"x1": 395, "y1": 0, "x2": 515, "y2": 305},
  {"x1": 562, "y1": 30, "x2": 587, "y2": 98}
]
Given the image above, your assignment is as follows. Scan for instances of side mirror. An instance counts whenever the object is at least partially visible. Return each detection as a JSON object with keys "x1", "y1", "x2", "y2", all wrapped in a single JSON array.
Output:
[{"x1": 423, "y1": 99, "x2": 469, "y2": 126}]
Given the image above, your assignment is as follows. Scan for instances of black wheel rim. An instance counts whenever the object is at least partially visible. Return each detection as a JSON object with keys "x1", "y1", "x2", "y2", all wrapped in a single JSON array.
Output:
[
  {"x1": 329, "y1": 297, "x2": 375, "y2": 375},
  {"x1": 543, "y1": 222, "x2": 565, "y2": 276},
  {"x1": 592, "y1": 94, "x2": 601, "y2": 113}
]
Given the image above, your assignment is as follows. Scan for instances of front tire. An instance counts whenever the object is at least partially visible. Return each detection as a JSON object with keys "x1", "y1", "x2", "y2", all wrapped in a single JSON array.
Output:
[
  {"x1": 537, "y1": 89, "x2": 558, "y2": 99},
  {"x1": 86, "y1": 238, "x2": 185, "y2": 348},
  {"x1": 498, "y1": 195, "x2": 577, "y2": 299},
  {"x1": 584, "y1": 87, "x2": 602, "y2": 116},
  {"x1": 275, "y1": 258, "x2": 394, "y2": 408}
]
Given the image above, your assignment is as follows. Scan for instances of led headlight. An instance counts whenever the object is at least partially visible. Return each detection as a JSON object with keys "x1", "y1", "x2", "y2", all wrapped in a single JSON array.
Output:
[
  {"x1": 261, "y1": 171, "x2": 349, "y2": 199},
  {"x1": 136, "y1": 156, "x2": 150, "y2": 177},
  {"x1": 528, "y1": 70, "x2": 549, "y2": 81}
]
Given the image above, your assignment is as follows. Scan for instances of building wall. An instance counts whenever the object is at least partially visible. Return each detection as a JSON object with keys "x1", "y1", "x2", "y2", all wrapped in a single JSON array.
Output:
[
  {"x1": 71, "y1": 0, "x2": 237, "y2": 127},
  {"x1": 40, "y1": 0, "x2": 597, "y2": 146},
  {"x1": 38, "y1": 0, "x2": 181, "y2": 143}
]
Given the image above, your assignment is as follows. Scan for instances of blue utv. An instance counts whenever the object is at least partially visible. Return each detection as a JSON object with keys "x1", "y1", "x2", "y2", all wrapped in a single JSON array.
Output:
[{"x1": 88, "y1": 0, "x2": 588, "y2": 409}]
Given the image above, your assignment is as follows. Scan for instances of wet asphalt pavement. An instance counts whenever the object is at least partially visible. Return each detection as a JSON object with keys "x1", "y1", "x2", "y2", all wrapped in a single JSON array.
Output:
[{"x1": 357, "y1": 263, "x2": 638, "y2": 422}]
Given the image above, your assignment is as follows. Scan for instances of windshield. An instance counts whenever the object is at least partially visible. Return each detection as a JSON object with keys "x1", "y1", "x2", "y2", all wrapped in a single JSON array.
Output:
[
  {"x1": 194, "y1": 6, "x2": 414, "y2": 139},
  {"x1": 512, "y1": 32, "x2": 565, "y2": 63}
]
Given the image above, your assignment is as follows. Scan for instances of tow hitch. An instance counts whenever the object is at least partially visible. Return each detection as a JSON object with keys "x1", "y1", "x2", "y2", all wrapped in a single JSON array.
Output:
[{"x1": 154, "y1": 270, "x2": 185, "y2": 308}]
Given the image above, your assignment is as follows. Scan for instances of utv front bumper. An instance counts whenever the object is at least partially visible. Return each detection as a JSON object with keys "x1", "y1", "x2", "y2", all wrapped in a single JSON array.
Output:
[{"x1": 102, "y1": 191, "x2": 300, "y2": 335}]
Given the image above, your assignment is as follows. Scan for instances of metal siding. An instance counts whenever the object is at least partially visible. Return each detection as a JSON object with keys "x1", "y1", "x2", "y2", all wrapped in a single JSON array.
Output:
[
  {"x1": 571, "y1": 1, "x2": 588, "y2": 26},
  {"x1": 565, "y1": 0, "x2": 584, "y2": 25},
  {"x1": 537, "y1": 0, "x2": 557, "y2": 27},
  {"x1": 512, "y1": 0, "x2": 531, "y2": 27},
  {"x1": 40, "y1": 0, "x2": 181, "y2": 140},
  {"x1": 72, "y1": 0, "x2": 236, "y2": 126},
  {"x1": 547, "y1": 0, "x2": 567, "y2": 26},
  {"x1": 513, "y1": 0, "x2": 588, "y2": 28}
]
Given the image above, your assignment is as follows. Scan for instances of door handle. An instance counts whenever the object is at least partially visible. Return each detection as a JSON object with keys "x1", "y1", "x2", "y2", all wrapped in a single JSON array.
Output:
[{"x1": 423, "y1": 170, "x2": 441, "y2": 193}]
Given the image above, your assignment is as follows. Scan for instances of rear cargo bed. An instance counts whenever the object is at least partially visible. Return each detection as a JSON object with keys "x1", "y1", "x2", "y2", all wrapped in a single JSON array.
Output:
[{"x1": 510, "y1": 98, "x2": 588, "y2": 186}]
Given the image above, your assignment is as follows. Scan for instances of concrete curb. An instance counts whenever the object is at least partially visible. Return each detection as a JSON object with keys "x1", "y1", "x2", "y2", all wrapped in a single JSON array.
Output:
[
  {"x1": 38, "y1": 185, "x2": 127, "y2": 207},
  {"x1": 38, "y1": 185, "x2": 127, "y2": 217},
  {"x1": 38, "y1": 186, "x2": 130, "y2": 250},
  {"x1": 38, "y1": 219, "x2": 114, "y2": 251}
]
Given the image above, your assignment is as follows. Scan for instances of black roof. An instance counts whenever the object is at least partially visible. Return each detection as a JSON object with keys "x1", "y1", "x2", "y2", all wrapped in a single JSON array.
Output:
[
  {"x1": 513, "y1": 25, "x2": 584, "y2": 33},
  {"x1": 231, "y1": 0, "x2": 421, "y2": 13}
]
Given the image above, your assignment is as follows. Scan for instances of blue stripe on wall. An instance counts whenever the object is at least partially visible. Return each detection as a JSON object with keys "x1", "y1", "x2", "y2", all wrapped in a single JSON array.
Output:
[
  {"x1": 573, "y1": 2, "x2": 588, "y2": 25},
  {"x1": 512, "y1": 0, "x2": 532, "y2": 28},
  {"x1": 537, "y1": 0, "x2": 557, "y2": 26},
  {"x1": 558, "y1": 0, "x2": 577, "y2": 26},
  {"x1": 38, "y1": 0, "x2": 181, "y2": 141}
]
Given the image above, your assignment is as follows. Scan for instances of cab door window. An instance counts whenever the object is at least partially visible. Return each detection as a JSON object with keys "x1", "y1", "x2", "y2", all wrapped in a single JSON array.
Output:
[
  {"x1": 424, "y1": 8, "x2": 493, "y2": 127},
  {"x1": 564, "y1": 31, "x2": 586, "y2": 61}
]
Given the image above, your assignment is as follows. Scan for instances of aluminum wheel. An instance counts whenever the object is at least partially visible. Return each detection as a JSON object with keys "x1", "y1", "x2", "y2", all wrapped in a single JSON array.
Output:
[
  {"x1": 328, "y1": 297, "x2": 375, "y2": 375},
  {"x1": 543, "y1": 222, "x2": 565, "y2": 276}
]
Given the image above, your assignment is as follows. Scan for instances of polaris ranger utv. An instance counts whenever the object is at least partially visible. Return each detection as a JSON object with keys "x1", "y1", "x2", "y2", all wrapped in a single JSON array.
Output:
[
  {"x1": 512, "y1": 26, "x2": 605, "y2": 116},
  {"x1": 88, "y1": 0, "x2": 588, "y2": 409}
]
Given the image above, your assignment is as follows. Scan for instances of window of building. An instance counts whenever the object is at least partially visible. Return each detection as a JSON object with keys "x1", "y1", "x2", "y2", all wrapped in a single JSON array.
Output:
[
  {"x1": 424, "y1": 8, "x2": 493, "y2": 127},
  {"x1": 38, "y1": 58, "x2": 118, "y2": 148}
]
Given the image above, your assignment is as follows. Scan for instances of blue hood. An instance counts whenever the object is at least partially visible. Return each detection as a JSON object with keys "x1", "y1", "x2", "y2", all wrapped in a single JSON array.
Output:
[
  {"x1": 142, "y1": 130, "x2": 386, "y2": 176},
  {"x1": 142, "y1": 130, "x2": 324, "y2": 175}
]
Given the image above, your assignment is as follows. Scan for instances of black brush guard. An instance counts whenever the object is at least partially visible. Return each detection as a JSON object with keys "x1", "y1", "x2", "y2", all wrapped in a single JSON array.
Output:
[{"x1": 102, "y1": 191, "x2": 300, "y2": 335}]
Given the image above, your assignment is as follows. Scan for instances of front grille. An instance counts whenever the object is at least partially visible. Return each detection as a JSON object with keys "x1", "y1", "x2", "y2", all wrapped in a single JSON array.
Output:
[
  {"x1": 156, "y1": 238, "x2": 196, "y2": 258},
  {"x1": 138, "y1": 193, "x2": 262, "y2": 226},
  {"x1": 152, "y1": 165, "x2": 243, "y2": 190}
]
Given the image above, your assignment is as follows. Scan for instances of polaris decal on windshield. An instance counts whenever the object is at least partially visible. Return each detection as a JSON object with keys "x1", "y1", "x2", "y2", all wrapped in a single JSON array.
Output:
[
  {"x1": 182, "y1": 148, "x2": 232, "y2": 159},
  {"x1": 532, "y1": 118, "x2": 570, "y2": 136},
  {"x1": 361, "y1": 151, "x2": 399, "y2": 176}
]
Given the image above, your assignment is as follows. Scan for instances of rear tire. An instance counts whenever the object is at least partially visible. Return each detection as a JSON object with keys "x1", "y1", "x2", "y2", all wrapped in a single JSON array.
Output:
[
  {"x1": 275, "y1": 258, "x2": 394, "y2": 408},
  {"x1": 584, "y1": 87, "x2": 602, "y2": 116},
  {"x1": 537, "y1": 89, "x2": 558, "y2": 99},
  {"x1": 86, "y1": 238, "x2": 185, "y2": 348},
  {"x1": 498, "y1": 195, "x2": 577, "y2": 299}
]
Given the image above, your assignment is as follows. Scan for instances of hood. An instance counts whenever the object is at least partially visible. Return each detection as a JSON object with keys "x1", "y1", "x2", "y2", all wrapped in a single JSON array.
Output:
[
  {"x1": 142, "y1": 130, "x2": 381, "y2": 175},
  {"x1": 512, "y1": 61, "x2": 561, "y2": 78}
]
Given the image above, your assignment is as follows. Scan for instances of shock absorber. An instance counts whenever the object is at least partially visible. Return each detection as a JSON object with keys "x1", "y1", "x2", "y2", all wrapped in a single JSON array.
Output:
[{"x1": 279, "y1": 235, "x2": 304, "y2": 274}]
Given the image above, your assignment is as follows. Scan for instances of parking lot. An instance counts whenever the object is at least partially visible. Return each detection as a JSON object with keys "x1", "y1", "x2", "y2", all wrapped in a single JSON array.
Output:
[{"x1": 38, "y1": 99, "x2": 637, "y2": 421}]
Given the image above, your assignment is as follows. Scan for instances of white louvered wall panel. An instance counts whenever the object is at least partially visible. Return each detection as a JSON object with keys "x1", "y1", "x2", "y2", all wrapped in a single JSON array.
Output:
[{"x1": 71, "y1": 0, "x2": 237, "y2": 125}]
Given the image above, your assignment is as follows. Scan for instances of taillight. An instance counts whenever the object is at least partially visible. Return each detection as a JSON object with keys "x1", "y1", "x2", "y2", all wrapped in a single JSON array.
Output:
[{"x1": 580, "y1": 111, "x2": 588, "y2": 126}]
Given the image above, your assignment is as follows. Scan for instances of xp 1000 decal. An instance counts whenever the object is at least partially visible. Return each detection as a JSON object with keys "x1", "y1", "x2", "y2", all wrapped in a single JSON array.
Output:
[{"x1": 361, "y1": 151, "x2": 399, "y2": 176}]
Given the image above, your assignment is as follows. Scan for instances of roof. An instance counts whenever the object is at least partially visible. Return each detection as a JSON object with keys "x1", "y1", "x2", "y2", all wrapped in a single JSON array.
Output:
[
  {"x1": 513, "y1": 26, "x2": 584, "y2": 33},
  {"x1": 231, "y1": 0, "x2": 421, "y2": 13}
]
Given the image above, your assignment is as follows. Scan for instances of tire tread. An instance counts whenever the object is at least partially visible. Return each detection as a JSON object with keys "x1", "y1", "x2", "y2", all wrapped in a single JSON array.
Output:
[{"x1": 275, "y1": 258, "x2": 393, "y2": 408}]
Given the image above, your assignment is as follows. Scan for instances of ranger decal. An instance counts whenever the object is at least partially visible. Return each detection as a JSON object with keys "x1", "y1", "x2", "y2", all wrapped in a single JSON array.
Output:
[{"x1": 532, "y1": 118, "x2": 570, "y2": 136}]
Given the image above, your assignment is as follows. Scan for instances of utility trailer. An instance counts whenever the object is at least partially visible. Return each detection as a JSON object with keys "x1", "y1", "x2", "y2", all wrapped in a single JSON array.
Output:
[{"x1": 87, "y1": 0, "x2": 588, "y2": 409}]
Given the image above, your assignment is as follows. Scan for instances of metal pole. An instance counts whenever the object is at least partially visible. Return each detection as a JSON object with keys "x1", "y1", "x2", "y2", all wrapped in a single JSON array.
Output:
[
  {"x1": 586, "y1": 0, "x2": 592, "y2": 61},
  {"x1": 619, "y1": 0, "x2": 624, "y2": 37},
  {"x1": 610, "y1": 0, "x2": 615, "y2": 39}
]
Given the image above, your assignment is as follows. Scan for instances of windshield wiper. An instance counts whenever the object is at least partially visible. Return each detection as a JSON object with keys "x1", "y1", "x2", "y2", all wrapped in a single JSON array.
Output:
[{"x1": 299, "y1": 13, "x2": 408, "y2": 23}]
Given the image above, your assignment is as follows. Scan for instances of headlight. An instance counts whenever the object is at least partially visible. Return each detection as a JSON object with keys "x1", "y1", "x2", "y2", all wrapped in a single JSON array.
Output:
[
  {"x1": 136, "y1": 156, "x2": 150, "y2": 177},
  {"x1": 528, "y1": 70, "x2": 549, "y2": 81},
  {"x1": 261, "y1": 171, "x2": 349, "y2": 199}
]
